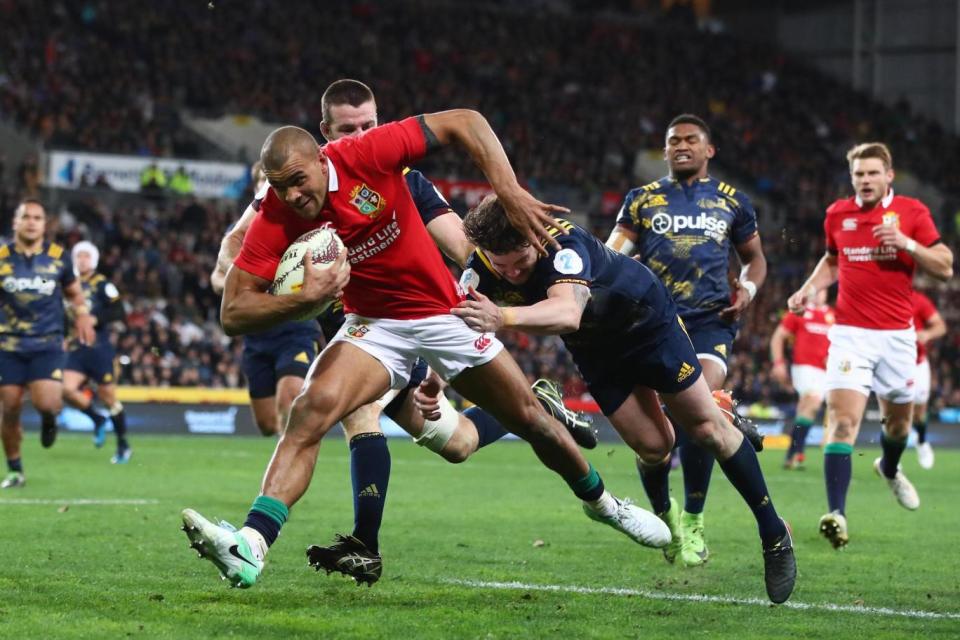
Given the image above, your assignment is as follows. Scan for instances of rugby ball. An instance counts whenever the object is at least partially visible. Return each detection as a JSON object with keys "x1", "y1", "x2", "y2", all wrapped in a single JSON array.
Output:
[{"x1": 269, "y1": 227, "x2": 345, "y2": 319}]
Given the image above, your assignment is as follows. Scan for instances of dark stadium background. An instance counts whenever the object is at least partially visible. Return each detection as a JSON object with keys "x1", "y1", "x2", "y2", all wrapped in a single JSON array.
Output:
[{"x1": 2, "y1": 0, "x2": 958, "y2": 447}]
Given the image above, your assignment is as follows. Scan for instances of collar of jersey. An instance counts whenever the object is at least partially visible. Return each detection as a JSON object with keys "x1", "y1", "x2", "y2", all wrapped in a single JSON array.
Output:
[
  {"x1": 855, "y1": 188, "x2": 894, "y2": 209},
  {"x1": 326, "y1": 157, "x2": 339, "y2": 193}
]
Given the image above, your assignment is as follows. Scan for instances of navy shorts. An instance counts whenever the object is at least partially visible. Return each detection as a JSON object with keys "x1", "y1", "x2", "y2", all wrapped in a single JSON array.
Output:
[
  {"x1": 681, "y1": 313, "x2": 739, "y2": 372},
  {"x1": 383, "y1": 357, "x2": 429, "y2": 420},
  {"x1": 571, "y1": 284, "x2": 703, "y2": 416},
  {"x1": 0, "y1": 349, "x2": 66, "y2": 386},
  {"x1": 66, "y1": 343, "x2": 117, "y2": 384},
  {"x1": 242, "y1": 336, "x2": 319, "y2": 399}
]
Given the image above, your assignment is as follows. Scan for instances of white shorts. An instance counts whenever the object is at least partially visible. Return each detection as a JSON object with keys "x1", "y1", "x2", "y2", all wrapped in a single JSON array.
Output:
[
  {"x1": 913, "y1": 358, "x2": 931, "y2": 404},
  {"x1": 825, "y1": 324, "x2": 917, "y2": 403},
  {"x1": 328, "y1": 313, "x2": 504, "y2": 389},
  {"x1": 791, "y1": 364, "x2": 826, "y2": 398}
]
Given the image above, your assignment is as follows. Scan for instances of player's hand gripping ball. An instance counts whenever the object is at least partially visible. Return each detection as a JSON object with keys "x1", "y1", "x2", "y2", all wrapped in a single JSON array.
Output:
[{"x1": 270, "y1": 227, "x2": 346, "y2": 320}]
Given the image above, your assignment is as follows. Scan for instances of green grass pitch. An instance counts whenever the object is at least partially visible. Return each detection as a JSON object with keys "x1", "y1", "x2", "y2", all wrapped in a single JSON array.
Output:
[{"x1": 2, "y1": 433, "x2": 958, "y2": 638}]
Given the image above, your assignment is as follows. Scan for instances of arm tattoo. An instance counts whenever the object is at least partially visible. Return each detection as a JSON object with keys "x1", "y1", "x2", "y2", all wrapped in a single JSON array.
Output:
[
  {"x1": 417, "y1": 115, "x2": 442, "y2": 153},
  {"x1": 572, "y1": 284, "x2": 591, "y2": 312}
]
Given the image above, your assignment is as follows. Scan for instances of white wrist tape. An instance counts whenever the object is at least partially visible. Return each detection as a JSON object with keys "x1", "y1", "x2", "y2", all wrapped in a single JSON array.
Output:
[
  {"x1": 740, "y1": 280, "x2": 757, "y2": 302},
  {"x1": 414, "y1": 395, "x2": 459, "y2": 453},
  {"x1": 905, "y1": 239, "x2": 917, "y2": 254}
]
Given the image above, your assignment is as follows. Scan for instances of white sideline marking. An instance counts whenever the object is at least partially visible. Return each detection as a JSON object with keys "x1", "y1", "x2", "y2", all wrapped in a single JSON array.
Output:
[
  {"x1": 0, "y1": 498, "x2": 159, "y2": 506},
  {"x1": 444, "y1": 578, "x2": 960, "y2": 620}
]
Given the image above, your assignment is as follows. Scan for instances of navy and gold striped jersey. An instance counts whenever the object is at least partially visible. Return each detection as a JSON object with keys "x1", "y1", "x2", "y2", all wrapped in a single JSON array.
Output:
[
  {"x1": 0, "y1": 241, "x2": 75, "y2": 352},
  {"x1": 70, "y1": 272, "x2": 125, "y2": 348},
  {"x1": 615, "y1": 177, "x2": 758, "y2": 320},
  {"x1": 464, "y1": 220, "x2": 667, "y2": 349}
]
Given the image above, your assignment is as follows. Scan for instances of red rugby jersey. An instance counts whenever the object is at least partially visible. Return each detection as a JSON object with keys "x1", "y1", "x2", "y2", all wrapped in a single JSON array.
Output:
[
  {"x1": 780, "y1": 304, "x2": 834, "y2": 369},
  {"x1": 234, "y1": 117, "x2": 463, "y2": 320},
  {"x1": 824, "y1": 191, "x2": 941, "y2": 329}
]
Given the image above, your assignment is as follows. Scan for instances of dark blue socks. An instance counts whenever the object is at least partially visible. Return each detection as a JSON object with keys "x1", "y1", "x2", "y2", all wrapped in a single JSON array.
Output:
[
  {"x1": 349, "y1": 433, "x2": 391, "y2": 552},
  {"x1": 823, "y1": 442, "x2": 853, "y2": 515},
  {"x1": 464, "y1": 406, "x2": 509, "y2": 449},
  {"x1": 717, "y1": 439, "x2": 786, "y2": 546}
]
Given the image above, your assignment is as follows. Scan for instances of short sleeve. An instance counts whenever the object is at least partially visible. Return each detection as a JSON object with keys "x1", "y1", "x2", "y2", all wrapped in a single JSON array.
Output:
[
  {"x1": 911, "y1": 204, "x2": 942, "y2": 247},
  {"x1": 60, "y1": 254, "x2": 76, "y2": 287},
  {"x1": 614, "y1": 189, "x2": 643, "y2": 233},
  {"x1": 404, "y1": 169, "x2": 454, "y2": 225},
  {"x1": 542, "y1": 230, "x2": 593, "y2": 290},
  {"x1": 352, "y1": 117, "x2": 427, "y2": 175},
  {"x1": 824, "y1": 214, "x2": 837, "y2": 254},
  {"x1": 731, "y1": 192, "x2": 759, "y2": 245},
  {"x1": 233, "y1": 211, "x2": 285, "y2": 282},
  {"x1": 780, "y1": 312, "x2": 799, "y2": 334}
]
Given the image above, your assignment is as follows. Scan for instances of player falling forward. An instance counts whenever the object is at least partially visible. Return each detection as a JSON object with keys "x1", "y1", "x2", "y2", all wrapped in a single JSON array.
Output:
[
  {"x1": 787, "y1": 142, "x2": 953, "y2": 549},
  {"x1": 181, "y1": 110, "x2": 668, "y2": 590},
  {"x1": 606, "y1": 114, "x2": 766, "y2": 566},
  {"x1": 0, "y1": 200, "x2": 95, "y2": 488},
  {"x1": 910, "y1": 289, "x2": 946, "y2": 469},
  {"x1": 209, "y1": 80, "x2": 594, "y2": 585},
  {"x1": 62, "y1": 241, "x2": 132, "y2": 464},
  {"x1": 450, "y1": 196, "x2": 795, "y2": 603},
  {"x1": 770, "y1": 289, "x2": 833, "y2": 469}
]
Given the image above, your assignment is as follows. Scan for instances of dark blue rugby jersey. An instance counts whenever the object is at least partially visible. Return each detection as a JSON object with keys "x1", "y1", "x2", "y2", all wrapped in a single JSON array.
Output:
[
  {"x1": 615, "y1": 176, "x2": 758, "y2": 319},
  {"x1": 0, "y1": 241, "x2": 75, "y2": 351},
  {"x1": 464, "y1": 221, "x2": 669, "y2": 349},
  {"x1": 72, "y1": 273, "x2": 125, "y2": 347},
  {"x1": 244, "y1": 167, "x2": 453, "y2": 349}
]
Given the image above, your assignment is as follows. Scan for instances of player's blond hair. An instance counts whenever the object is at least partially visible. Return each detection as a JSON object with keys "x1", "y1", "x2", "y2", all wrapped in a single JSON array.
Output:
[{"x1": 846, "y1": 142, "x2": 893, "y2": 170}]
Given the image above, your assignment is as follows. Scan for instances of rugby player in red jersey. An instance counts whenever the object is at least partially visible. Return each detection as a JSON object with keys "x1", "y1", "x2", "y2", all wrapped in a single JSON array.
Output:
[
  {"x1": 910, "y1": 290, "x2": 946, "y2": 470},
  {"x1": 787, "y1": 142, "x2": 953, "y2": 548},
  {"x1": 180, "y1": 110, "x2": 671, "y2": 589},
  {"x1": 770, "y1": 289, "x2": 834, "y2": 469}
]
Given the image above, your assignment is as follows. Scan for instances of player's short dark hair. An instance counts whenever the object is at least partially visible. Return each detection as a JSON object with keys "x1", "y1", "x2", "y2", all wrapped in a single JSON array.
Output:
[
  {"x1": 667, "y1": 113, "x2": 711, "y2": 141},
  {"x1": 463, "y1": 195, "x2": 529, "y2": 254},
  {"x1": 321, "y1": 79, "x2": 375, "y2": 124},
  {"x1": 846, "y1": 142, "x2": 893, "y2": 170}
]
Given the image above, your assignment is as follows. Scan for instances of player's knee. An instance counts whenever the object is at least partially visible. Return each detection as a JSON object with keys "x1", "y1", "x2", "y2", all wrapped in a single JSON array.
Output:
[
  {"x1": 439, "y1": 443, "x2": 471, "y2": 464},
  {"x1": 831, "y1": 414, "x2": 857, "y2": 441},
  {"x1": 255, "y1": 416, "x2": 279, "y2": 437},
  {"x1": 33, "y1": 398, "x2": 63, "y2": 416},
  {"x1": 882, "y1": 414, "x2": 911, "y2": 438},
  {"x1": 684, "y1": 419, "x2": 722, "y2": 451}
]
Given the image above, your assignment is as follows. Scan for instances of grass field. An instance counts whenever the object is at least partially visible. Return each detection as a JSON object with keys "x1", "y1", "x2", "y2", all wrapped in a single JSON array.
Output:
[{"x1": 2, "y1": 433, "x2": 959, "y2": 639}]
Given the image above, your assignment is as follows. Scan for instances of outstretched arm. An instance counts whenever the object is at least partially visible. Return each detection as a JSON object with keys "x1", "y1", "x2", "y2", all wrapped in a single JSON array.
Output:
[
  {"x1": 452, "y1": 283, "x2": 590, "y2": 336},
  {"x1": 420, "y1": 110, "x2": 569, "y2": 254}
]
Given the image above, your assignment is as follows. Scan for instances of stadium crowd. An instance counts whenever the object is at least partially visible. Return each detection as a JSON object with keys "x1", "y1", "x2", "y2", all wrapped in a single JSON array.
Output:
[{"x1": 0, "y1": 0, "x2": 958, "y2": 414}]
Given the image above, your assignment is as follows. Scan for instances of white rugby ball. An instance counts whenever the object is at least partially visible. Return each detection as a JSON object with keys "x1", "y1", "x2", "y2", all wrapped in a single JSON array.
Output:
[{"x1": 269, "y1": 227, "x2": 345, "y2": 319}]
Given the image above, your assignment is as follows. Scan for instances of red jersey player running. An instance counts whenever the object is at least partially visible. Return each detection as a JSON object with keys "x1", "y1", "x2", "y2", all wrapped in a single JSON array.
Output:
[
  {"x1": 910, "y1": 290, "x2": 947, "y2": 469},
  {"x1": 770, "y1": 289, "x2": 834, "y2": 469},
  {"x1": 180, "y1": 111, "x2": 672, "y2": 589},
  {"x1": 787, "y1": 142, "x2": 953, "y2": 549}
]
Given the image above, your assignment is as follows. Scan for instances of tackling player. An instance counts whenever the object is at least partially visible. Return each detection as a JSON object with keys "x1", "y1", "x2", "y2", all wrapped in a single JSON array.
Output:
[
  {"x1": 606, "y1": 114, "x2": 766, "y2": 566},
  {"x1": 451, "y1": 196, "x2": 795, "y2": 603},
  {"x1": 910, "y1": 290, "x2": 946, "y2": 469},
  {"x1": 63, "y1": 241, "x2": 131, "y2": 463},
  {"x1": 0, "y1": 200, "x2": 95, "y2": 488},
  {"x1": 770, "y1": 289, "x2": 834, "y2": 469},
  {"x1": 210, "y1": 80, "x2": 593, "y2": 584},
  {"x1": 181, "y1": 110, "x2": 667, "y2": 591},
  {"x1": 787, "y1": 142, "x2": 953, "y2": 548}
]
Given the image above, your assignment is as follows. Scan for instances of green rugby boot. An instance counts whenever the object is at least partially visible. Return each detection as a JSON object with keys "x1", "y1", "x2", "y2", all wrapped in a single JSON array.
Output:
[
  {"x1": 679, "y1": 510, "x2": 709, "y2": 566},
  {"x1": 658, "y1": 497, "x2": 683, "y2": 563},
  {"x1": 181, "y1": 508, "x2": 262, "y2": 588}
]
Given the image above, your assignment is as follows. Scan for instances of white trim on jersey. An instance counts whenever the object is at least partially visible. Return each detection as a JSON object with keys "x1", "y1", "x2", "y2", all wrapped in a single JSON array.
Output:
[
  {"x1": 326, "y1": 157, "x2": 339, "y2": 192},
  {"x1": 855, "y1": 188, "x2": 894, "y2": 209}
]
